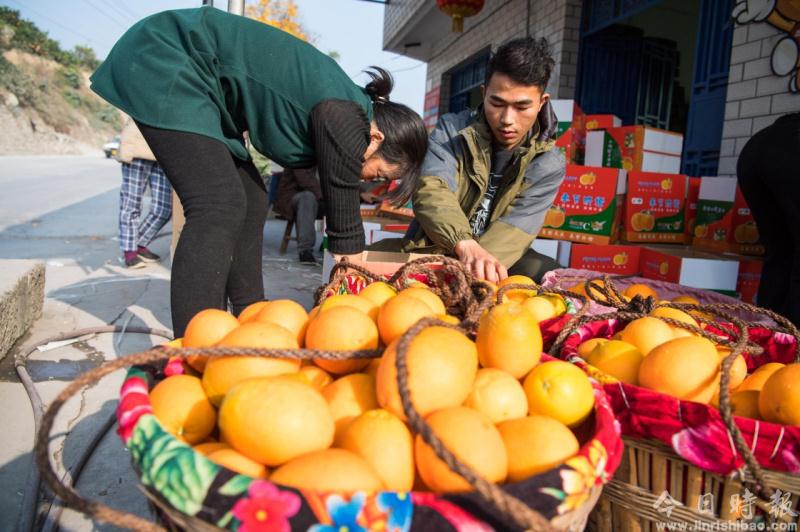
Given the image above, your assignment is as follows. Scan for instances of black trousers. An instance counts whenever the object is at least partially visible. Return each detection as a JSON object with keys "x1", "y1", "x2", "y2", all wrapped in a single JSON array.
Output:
[
  {"x1": 508, "y1": 247, "x2": 562, "y2": 283},
  {"x1": 736, "y1": 113, "x2": 800, "y2": 326},
  {"x1": 136, "y1": 123, "x2": 267, "y2": 337}
]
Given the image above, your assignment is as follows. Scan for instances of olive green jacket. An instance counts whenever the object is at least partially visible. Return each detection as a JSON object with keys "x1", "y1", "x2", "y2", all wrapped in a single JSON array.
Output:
[{"x1": 396, "y1": 106, "x2": 565, "y2": 267}]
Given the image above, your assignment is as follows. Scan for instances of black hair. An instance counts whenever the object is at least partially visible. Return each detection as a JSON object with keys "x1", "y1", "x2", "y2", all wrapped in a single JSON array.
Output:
[
  {"x1": 485, "y1": 37, "x2": 554, "y2": 91},
  {"x1": 364, "y1": 67, "x2": 428, "y2": 206}
]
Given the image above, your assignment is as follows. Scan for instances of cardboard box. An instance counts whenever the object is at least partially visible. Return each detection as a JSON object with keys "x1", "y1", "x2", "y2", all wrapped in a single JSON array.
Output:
[
  {"x1": 585, "y1": 114, "x2": 622, "y2": 130},
  {"x1": 322, "y1": 250, "x2": 438, "y2": 282},
  {"x1": 361, "y1": 219, "x2": 409, "y2": 245},
  {"x1": 539, "y1": 165, "x2": 626, "y2": 245},
  {"x1": 378, "y1": 180, "x2": 414, "y2": 220},
  {"x1": 555, "y1": 128, "x2": 584, "y2": 164},
  {"x1": 551, "y1": 100, "x2": 586, "y2": 165},
  {"x1": 692, "y1": 177, "x2": 737, "y2": 253},
  {"x1": 624, "y1": 171, "x2": 689, "y2": 243},
  {"x1": 729, "y1": 187, "x2": 764, "y2": 256},
  {"x1": 640, "y1": 246, "x2": 739, "y2": 291},
  {"x1": 735, "y1": 257, "x2": 763, "y2": 304},
  {"x1": 569, "y1": 244, "x2": 641, "y2": 275},
  {"x1": 531, "y1": 238, "x2": 573, "y2": 267},
  {"x1": 585, "y1": 126, "x2": 684, "y2": 173},
  {"x1": 684, "y1": 177, "x2": 701, "y2": 240}
]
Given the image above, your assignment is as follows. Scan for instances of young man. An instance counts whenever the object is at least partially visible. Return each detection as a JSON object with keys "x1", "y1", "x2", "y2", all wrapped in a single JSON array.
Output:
[{"x1": 390, "y1": 37, "x2": 566, "y2": 283}]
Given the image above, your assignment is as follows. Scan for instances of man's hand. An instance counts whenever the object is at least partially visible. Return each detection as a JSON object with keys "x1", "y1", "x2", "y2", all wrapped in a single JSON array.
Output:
[{"x1": 454, "y1": 239, "x2": 508, "y2": 283}]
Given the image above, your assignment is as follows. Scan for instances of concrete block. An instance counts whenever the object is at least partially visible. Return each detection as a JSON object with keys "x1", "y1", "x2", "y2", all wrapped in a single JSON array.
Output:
[
  {"x1": 728, "y1": 63, "x2": 743, "y2": 83},
  {"x1": 732, "y1": 25, "x2": 748, "y2": 47},
  {"x1": 719, "y1": 138, "x2": 735, "y2": 157},
  {"x1": 743, "y1": 58, "x2": 772, "y2": 80},
  {"x1": 739, "y1": 96, "x2": 771, "y2": 118},
  {"x1": 757, "y1": 74, "x2": 791, "y2": 96},
  {"x1": 752, "y1": 114, "x2": 778, "y2": 134},
  {"x1": 730, "y1": 41, "x2": 761, "y2": 64},
  {"x1": 724, "y1": 101, "x2": 740, "y2": 120},
  {"x1": 722, "y1": 118, "x2": 753, "y2": 138},
  {"x1": 772, "y1": 92, "x2": 800, "y2": 114},
  {"x1": 0, "y1": 260, "x2": 45, "y2": 358},
  {"x1": 726, "y1": 79, "x2": 757, "y2": 101},
  {"x1": 747, "y1": 21, "x2": 780, "y2": 41},
  {"x1": 717, "y1": 156, "x2": 738, "y2": 176}
]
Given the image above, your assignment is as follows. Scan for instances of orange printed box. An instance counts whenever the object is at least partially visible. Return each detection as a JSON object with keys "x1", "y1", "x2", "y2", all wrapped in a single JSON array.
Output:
[
  {"x1": 729, "y1": 187, "x2": 764, "y2": 256},
  {"x1": 569, "y1": 243, "x2": 640, "y2": 275},
  {"x1": 555, "y1": 128, "x2": 583, "y2": 164},
  {"x1": 692, "y1": 177, "x2": 736, "y2": 253},
  {"x1": 552, "y1": 100, "x2": 586, "y2": 164},
  {"x1": 539, "y1": 165, "x2": 626, "y2": 245},
  {"x1": 736, "y1": 258, "x2": 762, "y2": 304},
  {"x1": 585, "y1": 126, "x2": 683, "y2": 173},
  {"x1": 585, "y1": 114, "x2": 622, "y2": 130},
  {"x1": 684, "y1": 177, "x2": 701, "y2": 239},
  {"x1": 640, "y1": 246, "x2": 739, "y2": 291},
  {"x1": 624, "y1": 171, "x2": 689, "y2": 243}
]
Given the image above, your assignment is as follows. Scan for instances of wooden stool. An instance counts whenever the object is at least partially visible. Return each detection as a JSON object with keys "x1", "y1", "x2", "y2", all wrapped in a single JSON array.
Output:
[{"x1": 279, "y1": 218, "x2": 295, "y2": 254}]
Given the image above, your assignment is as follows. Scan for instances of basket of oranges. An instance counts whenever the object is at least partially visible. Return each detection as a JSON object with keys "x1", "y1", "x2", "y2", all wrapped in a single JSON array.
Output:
[
  {"x1": 547, "y1": 275, "x2": 800, "y2": 531},
  {"x1": 36, "y1": 257, "x2": 623, "y2": 531}
]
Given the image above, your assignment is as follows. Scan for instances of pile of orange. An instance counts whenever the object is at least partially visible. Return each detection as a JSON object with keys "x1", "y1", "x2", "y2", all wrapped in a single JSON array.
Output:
[
  {"x1": 149, "y1": 276, "x2": 598, "y2": 493},
  {"x1": 572, "y1": 284, "x2": 800, "y2": 424}
]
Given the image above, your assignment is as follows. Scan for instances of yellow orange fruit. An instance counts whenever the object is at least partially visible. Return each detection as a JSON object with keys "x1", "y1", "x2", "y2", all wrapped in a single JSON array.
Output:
[
  {"x1": 165, "y1": 338, "x2": 183, "y2": 348},
  {"x1": 476, "y1": 302, "x2": 542, "y2": 378},
  {"x1": 576, "y1": 338, "x2": 609, "y2": 359},
  {"x1": 623, "y1": 283, "x2": 659, "y2": 300},
  {"x1": 736, "y1": 363, "x2": 785, "y2": 392},
  {"x1": 521, "y1": 296, "x2": 557, "y2": 323},
  {"x1": 671, "y1": 295, "x2": 701, "y2": 306},
  {"x1": 716, "y1": 347, "x2": 748, "y2": 390},
  {"x1": 523, "y1": 360, "x2": 595, "y2": 427},
  {"x1": 253, "y1": 299, "x2": 309, "y2": 346},
  {"x1": 638, "y1": 337, "x2": 720, "y2": 403},
  {"x1": 358, "y1": 281, "x2": 397, "y2": 308},
  {"x1": 218, "y1": 375, "x2": 334, "y2": 466},
  {"x1": 650, "y1": 307, "x2": 700, "y2": 338},
  {"x1": 193, "y1": 441, "x2": 229, "y2": 456},
  {"x1": 415, "y1": 407, "x2": 507, "y2": 492},
  {"x1": 377, "y1": 293, "x2": 436, "y2": 345},
  {"x1": 320, "y1": 293, "x2": 379, "y2": 321},
  {"x1": 150, "y1": 375, "x2": 216, "y2": 444},
  {"x1": 322, "y1": 373, "x2": 378, "y2": 438},
  {"x1": 618, "y1": 317, "x2": 675, "y2": 355},
  {"x1": 306, "y1": 306, "x2": 378, "y2": 375},
  {"x1": 758, "y1": 364, "x2": 800, "y2": 425},
  {"x1": 364, "y1": 358, "x2": 382, "y2": 380},
  {"x1": 586, "y1": 340, "x2": 644, "y2": 385},
  {"x1": 183, "y1": 308, "x2": 241, "y2": 371},
  {"x1": 337, "y1": 409, "x2": 414, "y2": 491},
  {"x1": 376, "y1": 326, "x2": 477, "y2": 420},
  {"x1": 399, "y1": 287, "x2": 447, "y2": 315},
  {"x1": 540, "y1": 294, "x2": 567, "y2": 316},
  {"x1": 498, "y1": 275, "x2": 537, "y2": 303},
  {"x1": 730, "y1": 390, "x2": 761, "y2": 420},
  {"x1": 206, "y1": 448, "x2": 269, "y2": 478},
  {"x1": 498, "y1": 415, "x2": 580, "y2": 481},
  {"x1": 435, "y1": 314, "x2": 461, "y2": 325},
  {"x1": 271, "y1": 448, "x2": 383, "y2": 491},
  {"x1": 202, "y1": 322, "x2": 301, "y2": 405},
  {"x1": 237, "y1": 301, "x2": 270, "y2": 324},
  {"x1": 298, "y1": 364, "x2": 334, "y2": 391},
  {"x1": 464, "y1": 368, "x2": 528, "y2": 424}
]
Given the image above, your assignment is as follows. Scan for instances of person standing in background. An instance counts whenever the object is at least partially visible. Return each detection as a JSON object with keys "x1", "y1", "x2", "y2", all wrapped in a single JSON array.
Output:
[
  {"x1": 274, "y1": 167, "x2": 323, "y2": 264},
  {"x1": 737, "y1": 112, "x2": 800, "y2": 326},
  {"x1": 117, "y1": 119, "x2": 172, "y2": 269}
]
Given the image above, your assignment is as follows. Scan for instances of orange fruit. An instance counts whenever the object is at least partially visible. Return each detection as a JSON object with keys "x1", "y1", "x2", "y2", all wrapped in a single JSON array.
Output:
[
  {"x1": 150, "y1": 375, "x2": 216, "y2": 444},
  {"x1": 523, "y1": 360, "x2": 595, "y2": 427},
  {"x1": 399, "y1": 287, "x2": 447, "y2": 315},
  {"x1": 576, "y1": 338, "x2": 609, "y2": 359},
  {"x1": 337, "y1": 409, "x2": 414, "y2": 491},
  {"x1": 206, "y1": 448, "x2": 269, "y2": 478},
  {"x1": 638, "y1": 337, "x2": 720, "y2": 403},
  {"x1": 306, "y1": 305, "x2": 378, "y2": 374},
  {"x1": 298, "y1": 365, "x2": 334, "y2": 391},
  {"x1": 377, "y1": 293, "x2": 436, "y2": 345},
  {"x1": 358, "y1": 281, "x2": 397, "y2": 308},
  {"x1": 498, "y1": 275, "x2": 537, "y2": 303},
  {"x1": 193, "y1": 441, "x2": 229, "y2": 456},
  {"x1": 183, "y1": 308, "x2": 240, "y2": 372},
  {"x1": 586, "y1": 340, "x2": 644, "y2": 385},
  {"x1": 202, "y1": 322, "x2": 301, "y2": 405},
  {"x1": 540, "y1": 294, "x2": 567, "y2": 316},
  {"x1": 730, "y1": 390, "x2": 761, "y2": 420},
  {"x1": 476, "y1": 302, "x2": 542, "y2": 378},
  {"x1": 271, "y1": 448, "x2": 384, "y2": 491},
  {"x1": 308, "y1": 305, "x2": 320, "y2": 321},
  {"x1": 623, "y1": 283, "x2": 658, "y2": 301},
  {"x1": 376, "y1": 326, "x2": 477, "y2": 420},
  {"x1": 464, "y1": 368, "x2": 528, "y2": 424},
  {"x1": 165, "y1": 338, "x2": 183, "y2": 348},
  {"x1": 737, "y1": 363, "x2": 785, "y2": 392},
  {"x1": 364, "y1": 358, "x2": 382, "y2": 380},
  {"x1": 415, "y1": 407, "x2": 507, "y2": 492},
  {"x1": 618, "y1": 317, "x2": 675, "y2": 355},
  {"x1": 716, "y1": 347, "x2": 748, "y2": 390},
  {"x1": 521, "y1": 296, "x2": 557, "y2": 323},
  {"x1": 322, "y1": 373, "x2": 378, "y2": 438},
  {"x1": 650, "y1": 307, "x2": 699, "y2": 338},
  {"x1": 218, "y1": 375, "x2": 334, "y2": 466},
  {"x1": 758, "y1": 363, "x2": 800, "y2": 425},
  {"x1": 320, "y1": 293, "x2": 379, "y2": 321},
  {"x1": 671, "y1": 295, "x2": 701, "y2": 306},
  {"x1": 435, "y1": 314, "x2": 461, "y2": 325},
  {"x1": 253, "y1": 299, "x2": 309, "y2": 346},
  {"x1": 237, "y1": 301, "x2": 270, "y2": 324},
  {"x1": 498, "y1": 415, "x2": 579, "y2": 481}
]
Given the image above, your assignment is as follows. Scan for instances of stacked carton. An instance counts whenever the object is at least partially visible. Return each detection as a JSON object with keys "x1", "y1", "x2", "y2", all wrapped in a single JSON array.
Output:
[
  {"x1": 586, "y1": 125, "x2": 684, "y2": 174},
  {"x1": 585, "y1": 114, "x2": 621, "y2": 131},
  {"x1": 551, "y1": 100, "x2": 586, "y2": 165},
  {"x1": 623, "y1": 171, "x2": 690, "y2": 244}
]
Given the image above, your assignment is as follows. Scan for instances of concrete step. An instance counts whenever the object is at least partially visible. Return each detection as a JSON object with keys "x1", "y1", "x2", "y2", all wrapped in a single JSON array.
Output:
[{"x1": 0, "y1": 259, "x2": 45, "y2": 359}]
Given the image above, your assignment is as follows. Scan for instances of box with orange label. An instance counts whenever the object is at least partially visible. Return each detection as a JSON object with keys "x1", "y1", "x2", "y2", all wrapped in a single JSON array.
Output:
[
  {"x1": 539, "y1": 165, "x2": 626, "y2": 245},
  {"x1": 640, "y1": 246, "x2": 739, "y2": 291},
  {"x1": 551, "y1": 100, "x2": 586, "y2": 165},
  {"x1": 624, "y1": 171, "x2": 689, "y2": 243},
  {"x1": 555, "y1": 128, "x2": 583, "y2": 164},
  {"x1": 684, "y1": 176, "x2": 701, "y2": 239},
  {"x1": 322, "y1": 250, "x2": 438, "y2": 282},
  {"x1": 729, "y1": 187, "x2": 764, "y2": 256},
  {"x1": 585, "y1": 126, "x2": 683, "y2": 174},
  {"x1": 585, "y1": 114, "x2": 622, "y2": 131},
  {"x1": 736, "y1": 257, "x2": 762, "y2": 304},
  {"x1": 569, "y1": 243, "x2": 640, "y2": 275},
  {"x1": 692, "y1": 177, "x2": 736, "y2": 253}
]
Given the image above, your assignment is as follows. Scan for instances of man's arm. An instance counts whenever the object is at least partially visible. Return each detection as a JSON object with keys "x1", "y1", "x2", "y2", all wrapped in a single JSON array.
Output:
[{"x1": 478, "y1": 148, "x2": 566, "y2": 267}]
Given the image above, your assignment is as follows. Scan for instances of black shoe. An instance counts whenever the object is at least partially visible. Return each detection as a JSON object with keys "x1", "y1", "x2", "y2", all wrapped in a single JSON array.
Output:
[
  {"x1": 125, "y1": 255, "x2": 146, "y2": 269},
  {"x1": 137, "y1": 247, "x2": 161, "y2": 262},
  {"x1": 299, "y1": 251, "x2": 319, "y2": 265}
]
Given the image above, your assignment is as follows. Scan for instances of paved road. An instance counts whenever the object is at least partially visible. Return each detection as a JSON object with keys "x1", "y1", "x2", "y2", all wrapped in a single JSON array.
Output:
[{"x1": 0, "y1": 155, "x2": 322, "y2": 530}]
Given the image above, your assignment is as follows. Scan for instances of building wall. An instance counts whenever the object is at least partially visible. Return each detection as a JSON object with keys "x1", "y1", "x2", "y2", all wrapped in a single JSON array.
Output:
[
  {"x1": 717, "y1": 19, "x2": 800, "y2": 177},
  {"x1": 382, "y1": 0, "x2": 427, "y2": 50}
]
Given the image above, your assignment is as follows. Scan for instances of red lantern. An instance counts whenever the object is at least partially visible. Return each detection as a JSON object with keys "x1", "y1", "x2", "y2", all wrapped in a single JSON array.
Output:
[{"x1": 437, "y1": 0, "x2": 485, "y2": 33}]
